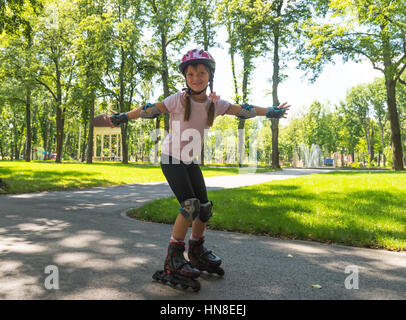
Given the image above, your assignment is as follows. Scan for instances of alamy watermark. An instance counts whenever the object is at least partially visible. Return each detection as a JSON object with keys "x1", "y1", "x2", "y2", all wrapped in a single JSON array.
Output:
[
  {"x1": 43, "y1": 3, "x2": 59, "y2": 29},
  {"x1": 44, "y1": 265, "x2": 59, "y2": 290},
  {"x1": 344, "y1": 265, "x2": 359, "y2": 290},
  {"x1": 146, "y1": 121, "x2": 260, "y2": 173}
]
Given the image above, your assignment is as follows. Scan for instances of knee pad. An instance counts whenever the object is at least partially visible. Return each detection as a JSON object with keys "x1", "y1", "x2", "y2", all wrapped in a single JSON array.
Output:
[
  {"x1": 198, "y1": 201, "x2": 213, "y2": 223},
  {"x1": 180, "y1": 198, "x2": 200, "y2": 221}
]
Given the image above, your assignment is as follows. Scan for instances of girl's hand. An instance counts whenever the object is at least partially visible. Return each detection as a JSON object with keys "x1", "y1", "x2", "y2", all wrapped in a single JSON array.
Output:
[
  {"x1": 277, "y1": 102, "x2": 290, "y2": 118},
  {"x1": 266, "y1": 102, "x2": 291, "y2": 119},
  {"x1": 209, "y1": 91, "x2": 220, "y2": 103}
]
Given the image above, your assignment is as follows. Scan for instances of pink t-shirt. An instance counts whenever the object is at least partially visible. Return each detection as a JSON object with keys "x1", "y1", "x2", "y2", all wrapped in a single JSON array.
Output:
[{"x1": 161, "y1": 91, "x2": 231, "y2": 163}]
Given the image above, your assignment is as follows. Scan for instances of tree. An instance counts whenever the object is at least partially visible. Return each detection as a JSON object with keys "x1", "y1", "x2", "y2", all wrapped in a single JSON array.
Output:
[
  {"x1": 35, "y1": 0, "x2": 77, "y2": 163},
  {"x1": 396, "y1": 79, "x2": 406, "y2": 157},
  {"x1": 73, "y1": 0, "x2": 115, "y2": 163},
  {"x1": 0, "y1": 0, "x2": 42, "y2": 34},
  {"x1": 346, "y1": 84, "x2": 375, "y2": 163},
  {"x1": 338, "y1": 100, "x2": 363, "y2": 164},
  {"x1": 299, "y1": 0, "x2": 406, "y2": 170},
  {"x1": 0, "y1": 6, "x2": 39, "y2": 161},
  {"x1": 217, "y1": 0, "x2": 264, "y2": 166},
  {"x1": 190, "y1": 0, "x2": 216, "y2": 51},
  {"x1": 368, "y1": 77, "x2": 388, "y2": 166},
  {"x1": 145, "y1": 0, "x2": 191, "y2": 138}
]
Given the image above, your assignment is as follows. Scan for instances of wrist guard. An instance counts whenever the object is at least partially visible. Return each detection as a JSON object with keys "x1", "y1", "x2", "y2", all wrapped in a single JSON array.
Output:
[
  {"x1": 140, "y1": 103, "x2": 161, "y2": 119},
  {"x1": 110, "y1": 112, "x2": 129, "y2": 126},
  {"x1": 236, "y1": 103, "x2": 257, "y2": 119},
  {"x1": 266, "y1": 106, "x2": 285, "y2": 119}
]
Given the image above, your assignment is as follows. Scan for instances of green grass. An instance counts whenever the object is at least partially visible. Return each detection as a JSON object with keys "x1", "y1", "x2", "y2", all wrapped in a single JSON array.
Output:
[
  {"x1": 0, "y1": 160, "x2": 275, "y2": 194},
  {"x1": 128, "y1": 171, "x2": 406, "y2": 251}
]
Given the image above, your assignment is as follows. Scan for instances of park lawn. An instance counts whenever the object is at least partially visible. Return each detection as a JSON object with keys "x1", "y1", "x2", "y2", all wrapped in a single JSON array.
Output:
[
  {"x1": 0, "y1": 161, "x2": 274, "y2": 194},
  {"x1": 128, "y1": 171, "x2": 406, "y2": 251}
]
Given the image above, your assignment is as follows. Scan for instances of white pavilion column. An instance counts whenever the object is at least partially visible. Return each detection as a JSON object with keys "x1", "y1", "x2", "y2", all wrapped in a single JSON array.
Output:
[{"x1": 109, "y1": 134, "x2": 112, "y2": 159}]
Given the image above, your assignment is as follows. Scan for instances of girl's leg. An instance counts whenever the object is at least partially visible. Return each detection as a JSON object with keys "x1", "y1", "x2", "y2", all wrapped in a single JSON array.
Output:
[
  {"x1": 184, "y1": 162, "x2": 223, "y2": 276},
  {"x1": 172, "y1": 214, "x2": 191, "y2": 241},
  {"x1": 191, "y1": 220, "x2": 206, "y2": 239},
  {"x1": 160, "y1": 156, "x2": 197, "y2": 241},
  {"x1": 185, "y1": 162, "x2": 209, "y2": 238}
]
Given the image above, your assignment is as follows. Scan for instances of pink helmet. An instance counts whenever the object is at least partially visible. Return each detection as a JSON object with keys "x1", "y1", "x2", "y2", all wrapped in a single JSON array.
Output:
[{"x1": 179, "y1": 48, "x2": 216, "y2": 75}]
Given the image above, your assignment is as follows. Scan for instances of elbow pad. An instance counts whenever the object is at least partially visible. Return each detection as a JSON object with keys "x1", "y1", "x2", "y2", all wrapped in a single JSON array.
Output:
[
  {"x1": 140, "y1": 103, "x2": 161, "y2": 119},
  {"x1": 236, "y1": 103, "x2": 257, "y2": 119}
]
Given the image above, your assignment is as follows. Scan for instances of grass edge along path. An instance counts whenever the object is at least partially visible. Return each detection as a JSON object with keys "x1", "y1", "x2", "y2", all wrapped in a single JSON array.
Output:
[
  {"x1": 128, "y1": 171, "x2": 406, "y2": 252},
  {"x1": 0, "y1": 161, "x2": 276, "y2": 194}
]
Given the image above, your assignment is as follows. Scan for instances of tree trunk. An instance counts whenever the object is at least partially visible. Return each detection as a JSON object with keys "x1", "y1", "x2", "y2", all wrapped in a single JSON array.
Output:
[
  {"x1": 271, "y1": 0, "x2": 283, "y2": 169},
  {"x1": 24, "y1": 87, "x2": 32, "y2": 162},
  {"x1": 382, "y1": 29, "x2": 404, "y2": 170},
  {"x1": 116, "y1": 42, "x2": 128, "y2": 164},
  {"x1": 154, "y1": 118, "x2": 160, "y2": 164},
  {"x1": 230, "y1": 51, "x2": 240, "y2": 104},
  {"x1": 161, "y1": 33, "x2": 170, "y2": 133},
  {"x1": 159, "y1": 33, "x2": 170, "y2": 163},
  {"x1": 370, "y1": 123, "x2": 374, "y2": 163},
  {"x1": 55, "y1": 69, "x2": 64, "y2": 163},
  {"x1": 385, "y1": 77, "x2": 404, "y2": 170},
  {"x1": 271, "y1": 33, "x2": 281, "y2": 169},
  {"x1": 237, "y1": 55, "x2": 251, "y2": 167},
  {"x1": 86, "y1": 95, "x2": 95, "y2": 164},
  {"x1": 237, "y1": 119, "x2": 245, "y2": 166},
  {"x1": 380, "y1": 124, "x2": 386, "y2": 166},
  {"x1": 81, "y1": 121, "x2": 88, "y2": 162}
]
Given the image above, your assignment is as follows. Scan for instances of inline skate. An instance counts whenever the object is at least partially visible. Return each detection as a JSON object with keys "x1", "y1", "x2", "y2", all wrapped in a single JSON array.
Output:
[
  {"x1": 153, "y1": 243, "x2": 201, "y2": 292},
  {"x1": 188, "y1": 237, "x2": 224, "y2": 276}
]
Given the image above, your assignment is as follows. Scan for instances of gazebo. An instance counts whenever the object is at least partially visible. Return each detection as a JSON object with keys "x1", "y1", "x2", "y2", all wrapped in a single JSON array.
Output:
[{"x1": 93, "y1": 120, "x2": 122, "y2": 161}]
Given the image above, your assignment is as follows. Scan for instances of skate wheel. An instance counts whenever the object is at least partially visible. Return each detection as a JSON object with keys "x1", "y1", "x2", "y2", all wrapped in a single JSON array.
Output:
[
  {"x1": 181, "y1": 284, "x2": 189, "y2": 289},
  {"x1": 192, "y1": 281, "x2": 201, "y2": 292},
  {"x1": 152, "y1": 271, "x2": 162, "y2": 281},
  {"x1": 217, "y1": 268, "x2": 225, "y2": 277}
]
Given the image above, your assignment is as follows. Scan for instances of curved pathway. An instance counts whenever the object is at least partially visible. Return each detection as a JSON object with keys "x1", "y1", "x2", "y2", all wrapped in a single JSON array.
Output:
[{"x1": 0, "y1": 168, "x2": 405, "y2": 299}]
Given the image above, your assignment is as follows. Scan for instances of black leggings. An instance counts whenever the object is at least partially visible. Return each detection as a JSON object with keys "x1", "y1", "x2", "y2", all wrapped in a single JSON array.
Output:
[{"x1": 160, "y1": 154, "x2": 208, "y2": 204}]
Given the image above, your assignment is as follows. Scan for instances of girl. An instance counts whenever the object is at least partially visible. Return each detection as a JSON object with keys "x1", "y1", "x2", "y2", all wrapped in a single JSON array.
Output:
[{"x1": 109, "y1": 48, "x2": 290, "y2": 291}]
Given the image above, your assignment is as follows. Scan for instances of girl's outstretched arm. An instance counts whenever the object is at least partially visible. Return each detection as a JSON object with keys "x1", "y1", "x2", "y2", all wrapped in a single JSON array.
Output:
[
  {"x1": 126, "y1": 102, "x2": 168, "y2": 120},
  {"x1": 225, "y1": 102, "x2": 290, "y2": 119},
  {"x1": 109, "y1": 102, "x2": 168, "y2": 127}
]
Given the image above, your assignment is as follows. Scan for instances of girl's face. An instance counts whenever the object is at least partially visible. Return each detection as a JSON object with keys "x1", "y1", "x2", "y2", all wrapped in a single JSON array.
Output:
[{"x1": 185, "y1": 64, "x2": 210, "y2": 93}]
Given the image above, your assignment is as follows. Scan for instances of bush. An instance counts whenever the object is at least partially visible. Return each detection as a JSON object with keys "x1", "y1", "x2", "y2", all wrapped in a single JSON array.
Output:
[
  {"x1": 367, "y1": 160, "x2": 376, "y2": 168},
  {"x1": 350, "y1": 161, "x2": 361, "y2": 168}
]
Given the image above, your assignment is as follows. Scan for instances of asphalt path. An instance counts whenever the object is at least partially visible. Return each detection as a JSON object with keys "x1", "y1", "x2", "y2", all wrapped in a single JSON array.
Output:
[{"x1": 0, "y1": 168, "x2": 405, "y2": 300}]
